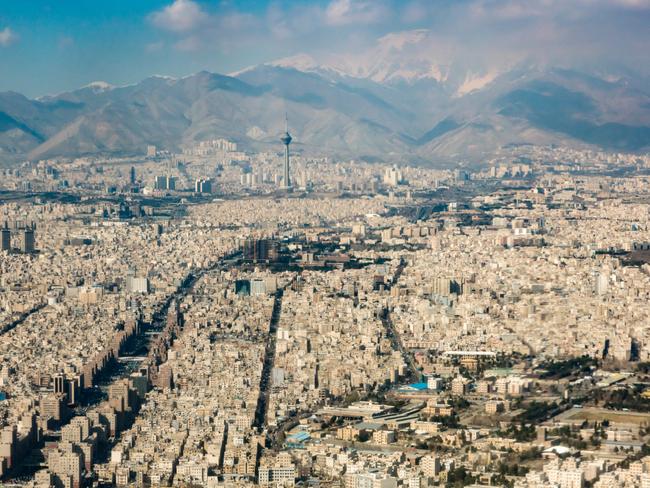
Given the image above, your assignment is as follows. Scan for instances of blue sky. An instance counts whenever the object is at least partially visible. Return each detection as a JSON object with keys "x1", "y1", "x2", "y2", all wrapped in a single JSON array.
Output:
[
  {"x1": 1, "y1": 0, "x2": 649, "y2": 97},
  {"x1": 0, "y1": 1, "x2": 271, "y2": 95}
]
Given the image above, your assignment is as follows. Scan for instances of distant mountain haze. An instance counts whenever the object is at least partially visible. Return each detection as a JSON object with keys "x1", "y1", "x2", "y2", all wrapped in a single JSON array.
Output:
[{"x1": 1, "y1": 31, "x2": 649, "y2": 164}]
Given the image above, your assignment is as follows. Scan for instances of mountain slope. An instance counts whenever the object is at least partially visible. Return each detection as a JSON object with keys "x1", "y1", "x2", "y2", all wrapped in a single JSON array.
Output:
[
  {"x1": 0, "y1": 69, "x2": 422, "y2": 162},
  {"x1": 0, "y1": 61, "x2": 649, "y2": 164},
  {"x1": 413, "y1": 68, "x2": 650, "y2": 159}
]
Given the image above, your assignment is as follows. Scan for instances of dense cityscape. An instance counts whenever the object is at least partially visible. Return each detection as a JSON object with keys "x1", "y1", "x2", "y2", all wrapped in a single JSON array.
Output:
[
  {"x1": 2, "y1": 1, "x2": 650, "y2": 487},
  {"x1": 0, "y1": 135, "x2": 649, "y2": 488}
]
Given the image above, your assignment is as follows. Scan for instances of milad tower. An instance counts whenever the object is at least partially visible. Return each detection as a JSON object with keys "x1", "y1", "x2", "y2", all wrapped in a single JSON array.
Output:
[{"x1": 280, "y1": 115, "x2": 292, "y2": 190}]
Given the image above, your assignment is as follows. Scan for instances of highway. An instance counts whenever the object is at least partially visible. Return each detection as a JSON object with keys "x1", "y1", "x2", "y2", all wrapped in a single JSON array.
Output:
[
  {"x1": 381, "y1": 257, "x2": 419, "y2": 383},
  {"x1": 254, "y1": 287, "x2": 285, "y2": 430}
]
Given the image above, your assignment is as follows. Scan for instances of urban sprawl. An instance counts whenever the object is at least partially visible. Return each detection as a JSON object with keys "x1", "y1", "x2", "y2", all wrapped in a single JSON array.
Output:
[{"x1": 1, "y1": 139, "x2": 650, "y2": 488}]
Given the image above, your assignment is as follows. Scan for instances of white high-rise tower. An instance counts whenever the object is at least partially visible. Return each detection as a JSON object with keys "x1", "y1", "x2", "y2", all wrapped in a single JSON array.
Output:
[{"x1": 280, "y1": 115, "x2": 292, "y2": 189}]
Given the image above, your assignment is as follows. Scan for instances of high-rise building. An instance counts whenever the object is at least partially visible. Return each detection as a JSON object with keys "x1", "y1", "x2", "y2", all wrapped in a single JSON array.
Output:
[
  {"x1": 109, "y1": 379, "x2": 138, "y2": 413},
  {"x1": 54, "y1": 374, "x2": 66, "y2": 395},
  {"x1": 48, "y1": 447, "x2": 82, "y2": 488},
  {"x1": 1, "y1": 223, "x2": 10, "y2": 251},
  {"x1": 20, "y1": 225, "x2": 35, "y2": 254},
  {"x1": 383, "y1": 166, "x2": 402, "y2": 187},
  {"x1": 250, "y1": 279, "x2": 267, "y2": 295},
  {"x1": 154, "y1": 175, "x2": 176, "y2": 191},
  {"x1": 432, "y1": 276, "x2": 462, "y2": 297},
  {"x1": 596, "y1": 272, "x2": 609, "y2": 295},
  {"x1": 155, "y1": 364, "x2": 173, "y2": 390},
  {"x1": 129, "y1": 166, "x2": 136, "y2": 185},
  {"x1": 420, "y1": 455, "x2": 441, "y2": 477},
  {"x1": 258, "y1": 465, "x2": 295, "y2": 485},
  {"x1": 65, "y1": 379, "x2": 79, "y2": 406},
  {"x1": 154, "y1": 175, "x2": 166, "y2": 190},
  {"x1": 242, "y1": 238, "x2": 278, "y2": 263},
  {"x1": 194, "y1": 178, "x2": 212, "y2": 193},
  {"x1": 126, "y1": 276, "x2": 149, "y2": 294},
  {"x1": 1, "y1": 425, "x2": 17, "y2": 469},
  {"x1": 235, "y1": 279, "x2": 251, "y2": 296},
  {"x1": 40, "y1": 394, "x2": 66, "y2": 421},
  {"x1": 280, "y1": 116, "x2": 292, "y2": 189}
]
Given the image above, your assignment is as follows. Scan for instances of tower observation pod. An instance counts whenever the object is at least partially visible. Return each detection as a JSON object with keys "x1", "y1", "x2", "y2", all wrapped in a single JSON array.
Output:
[{"x1": 280, "y1": 115, "x2": 292, "y2": 189}]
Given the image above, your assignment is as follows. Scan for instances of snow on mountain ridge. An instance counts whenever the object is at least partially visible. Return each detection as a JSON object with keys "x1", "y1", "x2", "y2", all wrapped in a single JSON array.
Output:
[
  {"x1": 83, "y1": 81, "x2": 115, "y2": 92},
  {"x1": 84, "y1": 81, "x2": 113, "y2": 90},
  {"x1": 455, "y1": 70, "x2": 500, "y2": 97},
  {"x1": 269, "y1": 54, "x2": 319, "y2": 71},
  {"x1": 259, "y1": 30, "x2": 476, "y2": 87}
]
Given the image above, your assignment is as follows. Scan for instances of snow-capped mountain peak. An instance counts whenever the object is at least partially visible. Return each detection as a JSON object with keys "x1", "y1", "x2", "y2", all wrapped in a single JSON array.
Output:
[
  {"x1": 83, "y1": 81, "x2": 115, "y2": 92},
  {"x1": 260, "y1": 30, "x2": 482, "y2": 88},
  {"x1": 268, "y1": 54, "x2": 319, "y2": 71}
]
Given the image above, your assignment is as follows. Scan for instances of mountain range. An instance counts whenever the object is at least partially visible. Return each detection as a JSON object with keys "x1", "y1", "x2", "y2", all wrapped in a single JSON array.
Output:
[{"x1": 1, "y1": 30, "x2": 649, "y2": 165}]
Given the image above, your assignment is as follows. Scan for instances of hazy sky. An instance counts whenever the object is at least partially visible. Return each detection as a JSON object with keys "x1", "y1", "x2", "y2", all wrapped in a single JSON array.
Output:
[{"x1": 1, "y1": 0, "x2": 649, "y2": 97}]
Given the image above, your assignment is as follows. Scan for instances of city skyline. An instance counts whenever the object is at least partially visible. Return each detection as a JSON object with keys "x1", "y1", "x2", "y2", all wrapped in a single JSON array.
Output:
[
  {"x1": 0, "y1": 1, "x2": 648, "y2": 165},
  {"x1": 2, "y1": 146, "x2": 650, "y2": 487},
  {"x1": 1, "y1": 2, "x2": 650, "y2": 487}
]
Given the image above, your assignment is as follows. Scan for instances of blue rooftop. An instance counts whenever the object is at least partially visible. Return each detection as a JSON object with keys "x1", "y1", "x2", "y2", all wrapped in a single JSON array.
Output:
[{"x1": 287, "y1": 431, "x2": 310, "y2": 442}]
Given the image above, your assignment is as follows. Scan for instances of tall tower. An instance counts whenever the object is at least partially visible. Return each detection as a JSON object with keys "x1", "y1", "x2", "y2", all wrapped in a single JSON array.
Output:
[
  {"x1": 280, "y1": 115, "x2": 292, "y2": 189},
  {"x1": 1, "y1": 222, "x2": 10, "y2": 252},
  {"x1": 21, "y1": 223, "x2": 35, "y2": 254}
]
